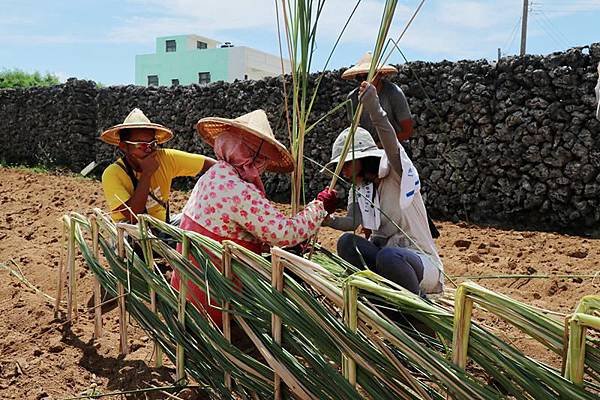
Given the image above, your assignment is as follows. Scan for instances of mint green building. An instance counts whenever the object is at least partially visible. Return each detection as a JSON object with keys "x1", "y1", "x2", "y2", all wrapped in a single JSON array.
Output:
[{"x1": 135, "y1": 34, "x2": 289, "y2": 86}]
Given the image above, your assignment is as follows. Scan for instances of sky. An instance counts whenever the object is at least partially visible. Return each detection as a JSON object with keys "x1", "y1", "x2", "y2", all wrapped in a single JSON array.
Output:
[{"x1": 1, "y1": 0, "x2": 599, "y2": 85}]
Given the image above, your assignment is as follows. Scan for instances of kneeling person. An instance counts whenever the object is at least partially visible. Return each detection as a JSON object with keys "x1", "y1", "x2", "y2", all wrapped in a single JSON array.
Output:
[
  {"x1": 323, "y1": 82, "x2": 443, "y2": 296},
  {"x1": 172, "y1": 109, "x2": 336, "y2": 326}
]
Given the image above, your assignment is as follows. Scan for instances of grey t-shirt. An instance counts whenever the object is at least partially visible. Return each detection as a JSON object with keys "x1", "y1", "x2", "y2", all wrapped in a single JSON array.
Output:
[{"x1": 348, "y1": 79, "x2": 412, "y2": 139}]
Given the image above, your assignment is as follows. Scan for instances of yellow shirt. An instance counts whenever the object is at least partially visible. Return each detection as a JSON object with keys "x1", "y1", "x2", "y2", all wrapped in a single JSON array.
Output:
[{"x1": 102, "y1": 149, "x2": 206, "y2": 222}]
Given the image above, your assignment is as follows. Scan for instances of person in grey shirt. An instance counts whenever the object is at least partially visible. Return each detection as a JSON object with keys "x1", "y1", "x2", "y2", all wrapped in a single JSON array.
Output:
[
  {"x1": 342, "y1": 52, "x2": 439, "y2": 239},
  {"x1": 343, "y1": 52, "x2": 414, "y2": 145}
]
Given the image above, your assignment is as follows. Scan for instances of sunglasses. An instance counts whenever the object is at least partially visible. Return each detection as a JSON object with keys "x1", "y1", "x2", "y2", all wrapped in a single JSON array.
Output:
[{"x1": 123, "y1": 140, "x2": 158, "y2": 152}]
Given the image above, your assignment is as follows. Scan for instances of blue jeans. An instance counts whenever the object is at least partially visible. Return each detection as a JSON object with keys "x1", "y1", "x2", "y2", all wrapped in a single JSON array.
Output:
[{"x1": 337, "y1": 232, "x2": 424, "y2": 294}]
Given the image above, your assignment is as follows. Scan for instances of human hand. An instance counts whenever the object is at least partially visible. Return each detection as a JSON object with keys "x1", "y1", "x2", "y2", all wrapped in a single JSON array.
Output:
[
  {"x1": 285, "y1": 239, "x2": 313, "y2": 256},
  {"x1": 361, "y1": 226, "x2": 372, "y2": 239},
  {"x1": 316, "y1": 188, "x2": 338, "y2": 214},
  {"x1": 137, "y1": 152, "x2": 159, "y2": 176},
  {"x1": 358, "y1": 81, "x2": 380, "y2": 111}
]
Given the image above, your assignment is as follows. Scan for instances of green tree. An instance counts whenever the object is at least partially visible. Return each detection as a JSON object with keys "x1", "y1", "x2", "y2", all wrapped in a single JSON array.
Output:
[{"x1": 0, "y1": 69, "x2": 60, "y2": 89}]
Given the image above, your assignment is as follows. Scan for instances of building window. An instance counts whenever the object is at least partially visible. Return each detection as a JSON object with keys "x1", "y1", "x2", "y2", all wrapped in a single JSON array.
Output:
[
  {"x1": 198, "y1": 72, "x2": 211, "y2": 85},
  {"x1": 171, "y1": 79, "x2": 179, "y2": 86},
  {"x1": 165, "y1": 40, "x2": 176, "y2": 52},
  {"x1": 147, "y1": 75, "x2": 159, "y2": 86},
  {"x1": 197, "y1": 41, "x2": 207, "y2": 49}
]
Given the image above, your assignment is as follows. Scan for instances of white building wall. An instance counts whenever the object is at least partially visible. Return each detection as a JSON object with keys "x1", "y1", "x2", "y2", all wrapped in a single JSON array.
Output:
[
  {"x1": 226, "y1": 46, "x2": 290, "y2": 81},
  {"x1": 225, "y1": 47, "x2": 247, "y2": 81},
  {"x1": 185, "y1": 35, "x2": 221, "y2": 50}
]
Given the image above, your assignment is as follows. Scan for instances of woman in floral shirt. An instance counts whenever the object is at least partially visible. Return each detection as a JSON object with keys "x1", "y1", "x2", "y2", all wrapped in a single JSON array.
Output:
[{"x1": 171, "y1": 109, "x2": 336, "y2": 325}]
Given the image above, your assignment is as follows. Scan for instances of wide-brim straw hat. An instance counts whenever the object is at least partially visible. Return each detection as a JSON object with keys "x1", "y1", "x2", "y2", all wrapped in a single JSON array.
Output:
[
  {"x1": 321, "y1": 127, "x2": 384, "y2": 173},
  {"x1": 341, "y1": 52, "x2": 398, "y2": 80},
  {"x1": 196, "y1": 109, "x2": 294, "y2": 173},
  {"x1": 100, "y1": 108, "x2": 173, "y2": 146}
]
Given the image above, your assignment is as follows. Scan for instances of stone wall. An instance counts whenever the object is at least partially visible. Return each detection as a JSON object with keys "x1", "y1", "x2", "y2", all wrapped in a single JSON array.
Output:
[
  {"x1": 1, "y1": 44, "x2": 600, "y2": 232},
  {"x1": 0, "y1": 80, "x2": 98, "y2": 171}
]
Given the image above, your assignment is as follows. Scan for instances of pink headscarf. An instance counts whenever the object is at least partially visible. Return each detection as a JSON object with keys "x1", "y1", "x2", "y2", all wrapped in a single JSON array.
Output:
[{"x1": 214, "y1": 131, "x2": 267, "y2": 193}]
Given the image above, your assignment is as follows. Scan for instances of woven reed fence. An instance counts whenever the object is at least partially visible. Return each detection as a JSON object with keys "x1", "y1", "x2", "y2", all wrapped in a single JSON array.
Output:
[{"x1": 55, "y1": 209, "x2": 600, "y2": 399}]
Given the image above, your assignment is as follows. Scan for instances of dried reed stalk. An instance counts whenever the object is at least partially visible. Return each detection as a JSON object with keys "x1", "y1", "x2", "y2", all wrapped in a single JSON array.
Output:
[
  {"x1": 54, "y1": 216, "x2": 68, "y2": 316},
  {"x1": 452, "y1": 285, "x2": 473, "y2": 369},
  {"x1": 565, "y1": 295, "x2": 600, "y2": 384},
  {"x1": 222, "y1": 241, "x2": 233, "y2": 390},
  {"x1": 139, "y1": 216, "x2": 162, "y2": 366},
  {"x1": 271, "y1": 251, "x2": 284, "y2": 399},
  {"x1": 177, "y1": 234, "x2": 190, "y2": 383},
  {"x1": 90, "y1": 215, "x2": 103, "y2": 339},
  {"x1": 66, "y1": 214, "x2": 77, "y2": 322},
  {"x1": 116, "y1": 226, "x2": 128, "y2": 355},
  {"x1": 342, "y1": 283, "x2": 358, "y2": 386}
]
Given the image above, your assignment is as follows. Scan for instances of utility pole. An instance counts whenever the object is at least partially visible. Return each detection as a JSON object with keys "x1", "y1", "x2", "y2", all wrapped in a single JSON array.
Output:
[{"x1": 520, "y1": 0, "x2": 529, "y2": 56}]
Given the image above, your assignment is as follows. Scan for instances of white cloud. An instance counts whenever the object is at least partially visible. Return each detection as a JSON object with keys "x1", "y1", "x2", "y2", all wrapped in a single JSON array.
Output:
[
  {"x1": 0, "y1": 34, "x2": 94, "y2": 45},
  {"x1": 106, "y1": 0, "x2": 279, "y2": 44},
  {"x1": 530, "y1": 0, "x2": 600, "y2": 17},
  {"x1": 5, "y1": 0, "x2": 591, "y2": 65},
  {"x1": 109, "y1": 0, "x2": 412, "y2": 45},
  {"x1": 0, "y1": 15, "x2": 35, "y2": 25},
  {"x1": 53, "y1": 71, "x2": 72, "y2": 83},
  {"x1": 105, "y1": 0, "x2": 526, "y2": 60},
  {"x1": 436, "y1": 1, "x2": 513, "y2": 30}
]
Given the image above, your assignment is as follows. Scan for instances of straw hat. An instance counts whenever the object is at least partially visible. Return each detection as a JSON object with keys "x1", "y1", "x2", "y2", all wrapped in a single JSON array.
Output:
[
  {"x1": 341, "y1": 52, "x2": 398, "y2": 80},
  {"x1": 322, "y1": 127, "x2": 384, "y2": 172},
  {"x1": 196, "y1": 109, "x2": 294, "y2": 173},
  {"x1": 100, "y1": 108, "x2": 173, "y2": 146}
]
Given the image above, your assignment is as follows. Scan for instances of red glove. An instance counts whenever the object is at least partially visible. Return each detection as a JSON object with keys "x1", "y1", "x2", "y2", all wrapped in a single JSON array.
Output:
[{"x1": 317, "y1": 189, "x2": 338, "y2": 214}]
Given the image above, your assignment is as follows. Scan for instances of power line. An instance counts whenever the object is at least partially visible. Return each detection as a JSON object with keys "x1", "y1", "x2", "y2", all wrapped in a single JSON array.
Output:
[
  {"x1": 530, "y1": 12, "x2": 565, "y2": 48},
  {"x1": 537, "y1": 9, "x2": 570, "y2": 45},
  {"x1": 528, "y1": 1, "x2": 574, "y2": 50},
  {"x1": 531, "y1": 0, "x2": 600, "y2": 14},
  {"x1": 503, "y1": 16, "x2": 523, "y2": 56}
]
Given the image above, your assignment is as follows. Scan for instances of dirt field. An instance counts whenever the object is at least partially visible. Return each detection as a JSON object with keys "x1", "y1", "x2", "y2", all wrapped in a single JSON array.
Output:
[{"x1": 0, "y1": 166, "x2": 598, "y2": 399}]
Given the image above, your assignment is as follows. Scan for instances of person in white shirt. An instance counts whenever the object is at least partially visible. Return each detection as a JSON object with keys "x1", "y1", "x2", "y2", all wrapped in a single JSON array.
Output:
[{"x1": 322, "y1": 82, "x2": 443, "y2": 296}]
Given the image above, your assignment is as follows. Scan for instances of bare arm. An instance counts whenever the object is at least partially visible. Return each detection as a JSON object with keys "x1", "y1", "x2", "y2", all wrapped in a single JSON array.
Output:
[
  {"x1": 116, "y1": 174, "x2": 153, "y2": 223},
  {"x1": 115, "y1": 153, "x2": 159, "y2": 223},
  {"x1": 199, "y1": 157, "x2": 216, "y2": 174},
  {"x1": 359, "y1": 82, "x2": 403, "y2": 176}
]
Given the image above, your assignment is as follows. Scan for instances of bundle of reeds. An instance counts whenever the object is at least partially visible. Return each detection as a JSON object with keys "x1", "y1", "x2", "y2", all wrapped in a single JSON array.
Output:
[
  {"x1": 55, "y1": 209, "x2": 600, "y2": 399},
  {"x1": 564, "y1": 295, "x2": 600, "y2": 384},
  {"x1": 51, "y1": 2, "x2": 600, "y2": 398},
  {"x1": 278, "y1": 0, "x2": 398, "y2": 209}
]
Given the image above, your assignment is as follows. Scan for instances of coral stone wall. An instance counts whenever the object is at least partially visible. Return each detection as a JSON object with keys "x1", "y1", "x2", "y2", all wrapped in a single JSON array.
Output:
[{"x1": 1, "y1": 44, "x2": 599, "y2": 232}]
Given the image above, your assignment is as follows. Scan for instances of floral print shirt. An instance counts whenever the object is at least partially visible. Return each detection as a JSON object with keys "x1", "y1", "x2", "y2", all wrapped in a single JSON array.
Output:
[{"x1": 183, "y1": 161, "x2": 327, "y2": 248}]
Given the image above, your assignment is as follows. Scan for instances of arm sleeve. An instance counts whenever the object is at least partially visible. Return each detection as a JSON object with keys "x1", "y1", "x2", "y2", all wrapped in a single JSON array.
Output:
[
  {"x1": 322, "y1": 202, "x2": 362, "y2": 231},
  {"x1": 360, "y1": 85, "x2": 403, "y2": 176},
  {"x1": 163, "y1": 149, "x2": 206, "y2": 177},
  {"x1": 101, "y1": 164, "x2": 133, "y2": 221},
  {"x1": 389, "y1": 83, "x2": 412, "y2": 123},
  {"x1": 228, "y1": 183, "x2": 327, "y2": 248}
]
